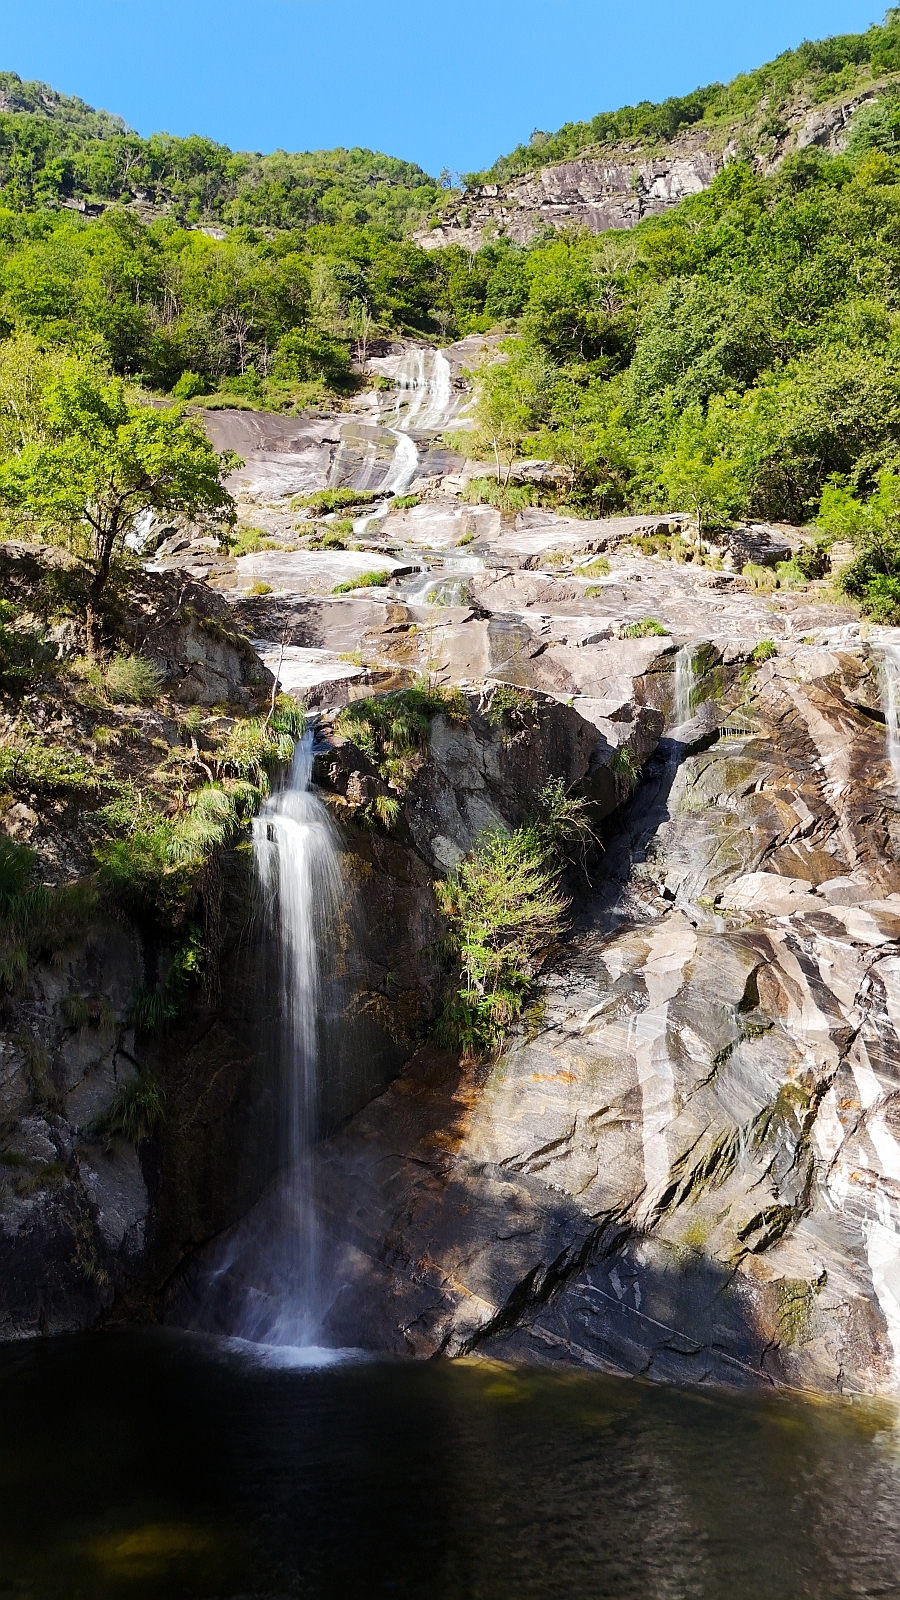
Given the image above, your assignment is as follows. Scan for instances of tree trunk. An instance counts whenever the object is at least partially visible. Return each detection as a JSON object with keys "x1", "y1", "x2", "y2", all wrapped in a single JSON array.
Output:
[{"x1": 85, "y1": 525, "x2": 118, "y2": 659}]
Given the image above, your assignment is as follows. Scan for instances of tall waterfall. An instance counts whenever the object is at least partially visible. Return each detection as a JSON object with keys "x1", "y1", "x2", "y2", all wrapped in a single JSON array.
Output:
[
  {"x1": 194, "y1": 731, "x2": 345, "y2": 1351},
  {"x1": 671, "y1": 645, "x2": 696, "y2": 729},
  {"x1": 880, "y1": 643, "x2": 900, "y2": 794}
]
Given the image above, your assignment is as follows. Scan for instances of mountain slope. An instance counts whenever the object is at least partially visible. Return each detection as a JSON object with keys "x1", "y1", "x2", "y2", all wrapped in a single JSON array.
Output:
[
  {"x1": 0, "y1": 71, "x2": 445, "y2": 234},
  {"x1": 465, "y1": 12, "x2": 900, "y2": 185}
]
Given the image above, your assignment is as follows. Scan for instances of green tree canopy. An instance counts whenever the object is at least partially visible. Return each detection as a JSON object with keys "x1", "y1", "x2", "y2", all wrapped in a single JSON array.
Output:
[{"x1": 0, "y1": 340, "x2": 239, "y2": 645}]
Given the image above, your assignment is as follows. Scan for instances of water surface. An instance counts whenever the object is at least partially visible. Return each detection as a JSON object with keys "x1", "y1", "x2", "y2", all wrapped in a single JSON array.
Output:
[{"x1": 2, "y1": 1328, "x2": 899, "y2": 1599}]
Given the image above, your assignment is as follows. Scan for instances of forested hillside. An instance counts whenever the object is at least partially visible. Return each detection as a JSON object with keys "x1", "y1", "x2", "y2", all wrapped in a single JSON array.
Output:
[
  {"x1": 0, "y1": 70, "x2": 445, "y2": 231},
  {"x1": 3, "y1": 21, "x2": 900, "y2": 615}
]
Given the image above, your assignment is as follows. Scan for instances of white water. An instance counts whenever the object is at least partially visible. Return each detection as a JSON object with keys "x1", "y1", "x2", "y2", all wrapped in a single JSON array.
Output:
[
  {"x1": 881, "y1": 644, "x2": 900, "y2": 797},
  {"x1": 207, "y1": 733, "x2": 345, "y2": 1350},
  {"x1": 671, "y1": 644, "x2": 696, "y2": 729}
]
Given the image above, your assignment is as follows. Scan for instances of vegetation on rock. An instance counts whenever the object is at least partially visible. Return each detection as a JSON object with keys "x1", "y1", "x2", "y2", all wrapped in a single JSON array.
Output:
[{"x1": 436, "y1": 779, "x2": 595, "y2": 1059}]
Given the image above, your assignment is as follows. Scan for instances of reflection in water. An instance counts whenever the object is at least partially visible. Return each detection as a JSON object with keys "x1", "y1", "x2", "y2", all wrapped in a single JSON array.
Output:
[{"x1": 3, "y1": 1327, "x2": 900, "y2": 1599}]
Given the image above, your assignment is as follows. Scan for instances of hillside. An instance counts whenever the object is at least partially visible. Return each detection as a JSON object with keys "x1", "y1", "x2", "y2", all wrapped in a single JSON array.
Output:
[
  {"x1": 0, "y1": 70, "x2": 446, "y2": 234},
  {"x1": 465, "y1": 11, "x2": 900, "y2": 185}
]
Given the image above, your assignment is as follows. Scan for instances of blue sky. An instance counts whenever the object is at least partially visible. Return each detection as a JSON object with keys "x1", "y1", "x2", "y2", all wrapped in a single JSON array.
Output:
[{"x1": 0, "y1": 0, "x2": 888, "y2": 176}]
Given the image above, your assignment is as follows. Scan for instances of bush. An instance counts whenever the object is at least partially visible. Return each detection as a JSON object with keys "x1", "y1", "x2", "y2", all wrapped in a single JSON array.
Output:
[
  {"x1": 742, "y1": 563, "x2": 778, "y2": 592},
  {"x1": 171, "y1": 371, "x2": 209, "y2": 400},
  {"x1": 335, "y1": 683, "x2": 466, "y2": 792},
  {"x1": 620, "y1": 618, "x2": 669, "y2": 638},
  {"x1": 434, "y1": 777, "x2": 590, "y2": 1060},
  {"x1": 576, "y1": 556, "x2": 610, "y2": 577},
  {"x1": 248, "y1": 581, "x2": 273, "y2": 595},
  {"x1": 462, "y1": 477, "x2": 534, "y2": 510},
  {"x1": 292, "y1": 488, "x2": 383, "y2": 515},
  {"x1": 485, "y1": 683, "x2": 539, "y2": 731},
  {"x1": 331, "y1": 570, "x2": 390, "y2": 593},
  {"x1": 93, "y1": 1073, "x2": 165, "y2": 1144},
  {"x1": 104, "y1": 652, "x2": 162, "y2": 704}
]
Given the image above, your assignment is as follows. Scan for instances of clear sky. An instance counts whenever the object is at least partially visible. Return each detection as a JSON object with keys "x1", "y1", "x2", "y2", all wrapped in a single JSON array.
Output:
[{"x1": 0, "y1": 0, "x2": 888, "y2": 177}]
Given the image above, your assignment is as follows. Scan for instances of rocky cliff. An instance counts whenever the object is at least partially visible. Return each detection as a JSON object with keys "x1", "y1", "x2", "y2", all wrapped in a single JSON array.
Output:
[
  {"x1": 10, "y1": 360, "x2": 900, "y2": 1400},
  {"x1": 417, "y1": 86, "x2": 883, "y2": 250}
]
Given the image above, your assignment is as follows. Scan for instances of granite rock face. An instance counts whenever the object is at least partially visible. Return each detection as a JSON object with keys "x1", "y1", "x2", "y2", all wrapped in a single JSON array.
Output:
[
  {"x1": 311, "y1": 640, "x2": 900, "y2": 1395},
  {"x1": 417, "y1": 87, "x2": 882, "y2": 251}
]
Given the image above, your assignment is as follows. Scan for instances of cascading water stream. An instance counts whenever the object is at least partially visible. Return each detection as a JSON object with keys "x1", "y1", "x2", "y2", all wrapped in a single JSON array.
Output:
[
  {"x1": 193, "y1": 730, "x2": 346, "y2": 1352},
  {"x1": 671, "y1": 644, "x2": 696, "y2": 729},
  {"x1": 880, "y1": 643, "x2": 900, "y2": 797}
]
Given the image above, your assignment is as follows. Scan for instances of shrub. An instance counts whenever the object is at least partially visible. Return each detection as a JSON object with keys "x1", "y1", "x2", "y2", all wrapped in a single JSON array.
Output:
[
  {"x1": 393, "y1": 495, "x2": 419, "y2": 510},
  {"x1": 93, "y1": 1073, "x2": 165, "y2": 1144},
  {"x1": 462, "y1": 477, "x2": 533, "y2": 511},
  {"x1": 457, "y1": 531, "x2": 474, "y2": 546},
  {"x1": 231, "y1": 526, "x2": 282, "y2": 556},
  {"x1": 485, "y1": 682, "x2": 539, "y2": 731},
  {"x1": 742, "y1": 562, "x2": 778, "y2": 592},
  {"x1": 248, "y1": 581, "x2": 273, "y2": 596},
  {"x1": 620, "y1": 618, "x2": 669, "y2": 638},
  {"x1": 331, "y1": 570, "x2": 390, "y2": 593},
  {"x1": 291, "y1": 488, "x2": 382, "y2": 515},
  {"x1": 774, "y1": 559, "x2": 807, "y2": 589},
  {"x1": 0, "y1": 740, "x2": 104, "y2": 796},
  {"x1": 576, "y1": 556, "x2": 610, "y2": 577},
  {"x1": 434, "y1": 777, "x2": 589, "y2": 1059},
  {"x1": 105, "y1": 652, "x2": 163, "y2": 705},
  {"x1": 171, "y1": 371, "x2": 209, "y2": 400},
  {"x1": 749, "y1": 639, "x2": 777, "y2": 663},
  {"x1": 335, "y1": 683, "x2": 466, "y2": 792}
]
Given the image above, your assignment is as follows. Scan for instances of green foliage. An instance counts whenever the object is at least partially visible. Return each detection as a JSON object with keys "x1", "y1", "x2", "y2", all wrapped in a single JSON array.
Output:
[
  {"x1": 335, "y1": 683, "x2": 466, "y2": 792},
  {"x1": 485, "y1": 682, "x2": 539, "y2": 731},
  {"x1": 131, "y1": 925, "x2": 204, "y2": 1032},
  {"x1": 292, "y1": 488, "x2": 383, "y2": 515},
  {"x1": 104, "y1": 650, "x2": 162, "y2": 704},
  {"x1": 750, "y1": 640, "x2": 778, "y2": 662},
  {"x1": 462, "y1": 476, "x2": 533, "y2": 510},
  {"x1": 742, "y1": 562, "x2": 778, "y2": 592},
  {"x1": 0, "y1": 738, "x2": 103, "y2": 795},
  {"x1": 611, "y1": 745, "x2": 641, "y2": 793},
  {"x1": 620, "y1": 618, "x2": 669, "y2": 638},
  {"x1": 92, "y1": 1072, "x2": 164, "y2": 1144},
  {"x1": 392, "y1": 494, "x2": 419, "y2": 509},
  {"x1": 434, "y1": 777, "x2": 590, "y2": 1059},
  {"x1": 817, "y1": 470, "x2": 900, "y2": 620},
  {"x1": 0, "y1": 341, "x2": 238, "y2": 632},
  {"x1": 575, "y1": 556, "x2": 610, "y2": 577},
  {"x1": 0, "y1": 834, "x2": 97, "y2": 994},
  {"x1": 331, "y1": 569, "x2": 390, "y2": 593}
]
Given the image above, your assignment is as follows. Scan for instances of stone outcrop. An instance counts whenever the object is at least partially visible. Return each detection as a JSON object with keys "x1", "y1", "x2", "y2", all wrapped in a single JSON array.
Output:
[
  {"x1": 310, "y1": 639, "x2": 900, "y2": 1394},
  {"x1": 416, "y1": 87, "x2": 883, "y2": 251}
]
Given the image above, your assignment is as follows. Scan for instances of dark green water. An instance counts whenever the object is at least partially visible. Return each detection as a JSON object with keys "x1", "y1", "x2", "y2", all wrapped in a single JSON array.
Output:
[{"x1": 2, "y1": 1329, "x2": 900, "y2": 1600}]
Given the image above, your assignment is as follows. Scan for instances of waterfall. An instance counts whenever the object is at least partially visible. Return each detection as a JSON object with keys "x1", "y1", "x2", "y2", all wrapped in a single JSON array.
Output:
[
  {"x1": 194, "y1": 731, "x2": 346, "y2": 1352},
  {"x1": 381, "y1": 429, "x2": 420, "y2": 495},
  {"x1": 880, "y1": 644, "x2": 900, "y2": 794},
  {"x1": 671, "y1": 644, "x2": 696, "y2": 729}
]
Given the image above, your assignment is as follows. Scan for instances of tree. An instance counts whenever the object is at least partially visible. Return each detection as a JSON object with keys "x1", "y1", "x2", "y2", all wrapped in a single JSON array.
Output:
[
  {"x1": 448, "y1": 341, "x2": 552, "y2": 484},
  {"x1": 658, "y1": 408, "x2": 741, "y2": 547},
  {"x1": 0, "y1": 346, "x2": 239, "y2": 649},
  {"x1": 817, "y1": 470, "x2": 900, "y2": 621}
]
